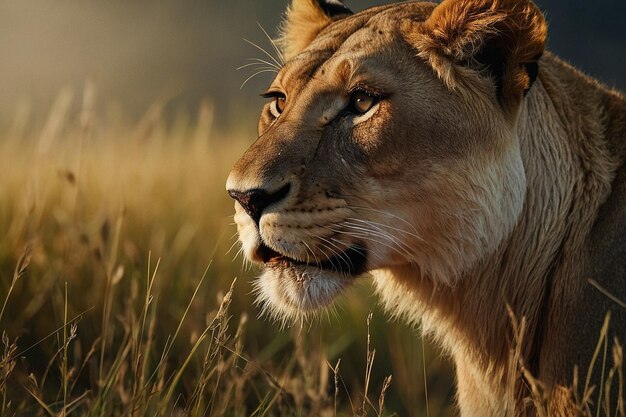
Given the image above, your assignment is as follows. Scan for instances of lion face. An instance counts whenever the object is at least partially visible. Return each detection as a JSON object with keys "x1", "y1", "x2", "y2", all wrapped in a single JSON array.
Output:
[{"x1": 227, "y1": 0, "x2": 546, "y2": 322}]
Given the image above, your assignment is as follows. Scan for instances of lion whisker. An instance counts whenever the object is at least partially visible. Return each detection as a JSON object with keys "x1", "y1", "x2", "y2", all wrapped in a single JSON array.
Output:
[
  {"x1": 232, "y1": 245, "x2": 244, "y2": 263},
  {"x1": 240, "y1": 250, "x2": 252, "y2": 272},
  {"x1": 240, "y1": 69, "x2": 279, "y2": 90},
  {"x1": 316, "y1": 240, "x2": 351, "y2": 275},
  {"x1": 301, "y1": 240, "x2": 321, "y2": 269},
  {"x1": 317, "y1": 236, "x2": 355, "y2": 273},
  {"x1": 243, "y1": 38, "x2": 283, "y2": 69},
  {"x1": 327, "y1": 225, "x2": 414, "y2": 260},
  {"x1": 340, "y1": 220, "x2": 408, "y2": 245},
  {"x1": 346, "y1": 204, "x2": 420, "y2": 236},
  {"x1": 314, "y1": 243, "x2": 342, "y2": 274},
  {"x1": 249, "y1": 56, "x2": 281, "y2": 69},
  {"x1": 346, "y1": 217, "x2": 425, "y2": 242},
  {"x1": 256, "y1": 22, "x2": 285, "y2": 65},
  {"x1": 338, "y1": 222, "x2": 415, "y2": 256},
  {"x1": 226, "y1": 237, "x2": 242, "y2": 256},
  {"x1": 237, "y1": 62, "x2": 278, "y2": 71},
  {"x1": 343, "y1": 219, "x2": 422, "y2": 258}
]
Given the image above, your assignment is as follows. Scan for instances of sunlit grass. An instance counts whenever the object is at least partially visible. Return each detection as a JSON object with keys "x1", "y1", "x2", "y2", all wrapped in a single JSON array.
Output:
[
  {"x1": 1, "y1": 86, "x2": 623, "y2": 416},
  {"x1": 0, "y1": 90, "x2": 454, "y2": 416}
]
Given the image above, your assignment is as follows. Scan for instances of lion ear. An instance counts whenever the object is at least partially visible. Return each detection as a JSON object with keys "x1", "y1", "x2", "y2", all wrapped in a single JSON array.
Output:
[
  {"x1": 281, "y1": 0, "x2": 353, "y2": 61},
  {"x1": 407, "y1": 0, "x2": 547, "y2": 107}
]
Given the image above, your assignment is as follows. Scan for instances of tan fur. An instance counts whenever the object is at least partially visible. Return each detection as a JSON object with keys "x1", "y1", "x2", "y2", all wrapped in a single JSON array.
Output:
[
  {"x1": 408, "y1": 0, "x2": 547, "y2": 107},
  {"x1": 280, "y1": 0, "x2": 333, "y2": 61},
  {"x1": 227, "y1": 1, "x2": 626, "y2": 415}
]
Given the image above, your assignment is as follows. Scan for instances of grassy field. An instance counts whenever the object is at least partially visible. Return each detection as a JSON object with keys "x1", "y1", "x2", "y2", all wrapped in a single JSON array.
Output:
[
  {"x1": 0, "y1": 89, "x2": 456, "y2": 416},
  {"x1": 2, "y1": 87, "x2": 622, "y2": 417}
]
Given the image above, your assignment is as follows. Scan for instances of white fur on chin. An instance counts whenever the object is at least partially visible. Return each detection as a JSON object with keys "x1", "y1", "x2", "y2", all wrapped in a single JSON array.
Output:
[{"x1": 253, "y1": 264, "x2": 356, "y2": 326}]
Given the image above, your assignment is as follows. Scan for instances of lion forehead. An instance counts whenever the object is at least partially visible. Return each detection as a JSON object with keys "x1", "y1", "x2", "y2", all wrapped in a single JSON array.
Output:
[{"x1": 276, "y1": 2, "x2": 436, "y2": 94}]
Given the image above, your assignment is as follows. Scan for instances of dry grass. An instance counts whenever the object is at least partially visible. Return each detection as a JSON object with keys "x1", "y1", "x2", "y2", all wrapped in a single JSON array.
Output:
[
  {"x1": 0, "y1": 89, "x2": 453, "y2": 416},
  {"x1": 1, "y1": 88, "x2": 621, "y2": 416}
]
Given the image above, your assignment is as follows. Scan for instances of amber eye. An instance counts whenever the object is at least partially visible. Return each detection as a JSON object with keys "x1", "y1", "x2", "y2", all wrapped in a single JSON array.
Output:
[
  {"x1": 349, "y1": 91, "x2": 378, "y2": 114},
  {"x1": 269, "y1": 95, "x2": 286, "y2": 118}
]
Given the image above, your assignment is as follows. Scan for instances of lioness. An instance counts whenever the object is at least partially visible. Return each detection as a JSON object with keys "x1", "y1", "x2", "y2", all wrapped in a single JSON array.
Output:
[{"x1": 226, "y1": 0, "x2": 626, "y2": 415}]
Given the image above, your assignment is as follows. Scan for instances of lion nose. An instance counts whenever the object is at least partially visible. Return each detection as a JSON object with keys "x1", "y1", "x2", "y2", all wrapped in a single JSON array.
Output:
[{"x1": 227, "y1": 184, "x2": 291, "y2": 225}]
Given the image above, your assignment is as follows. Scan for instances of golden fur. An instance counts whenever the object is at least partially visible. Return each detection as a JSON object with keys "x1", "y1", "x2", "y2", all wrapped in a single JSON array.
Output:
[{"x1": 227, "y1": 0, "x2": 626, "y2": 415}]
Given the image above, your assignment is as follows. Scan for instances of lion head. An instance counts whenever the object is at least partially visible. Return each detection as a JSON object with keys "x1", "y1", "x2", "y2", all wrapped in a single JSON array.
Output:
[{"x1": 227, "y1": 0, "x2": 546, "y2": 323}]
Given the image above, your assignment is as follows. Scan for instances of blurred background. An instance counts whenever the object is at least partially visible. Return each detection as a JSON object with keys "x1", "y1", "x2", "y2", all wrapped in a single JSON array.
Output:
[
  {"x1": 0, "y1": 1, "x2": 624, "y2": 416},
  {"x1": 1, "y1": 0, "x2": 625, "y2": 132}
]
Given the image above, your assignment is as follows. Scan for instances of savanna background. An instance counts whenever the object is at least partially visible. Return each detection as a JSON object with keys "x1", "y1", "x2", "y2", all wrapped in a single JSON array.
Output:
[{"x1": 1, "y1": 1, "x2": 625, "y2": 416}]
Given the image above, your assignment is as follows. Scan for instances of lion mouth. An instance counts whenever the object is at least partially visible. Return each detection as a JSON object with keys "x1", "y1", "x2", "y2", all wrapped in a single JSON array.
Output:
[
  {"x1": 256, "y1": 243, "x2": 367, "y2": 276},
  {"x1": 252, "y1": 242, "x2": 368, "y2": 320}
]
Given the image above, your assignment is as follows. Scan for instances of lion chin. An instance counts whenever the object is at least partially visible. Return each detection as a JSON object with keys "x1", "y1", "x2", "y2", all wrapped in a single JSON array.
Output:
[
  {"x1": 251, "y1": 244, "x2": 367, "y2": 324},
  {"x1": 254, "y1": 265, "x2": 353, "y2": 324}
]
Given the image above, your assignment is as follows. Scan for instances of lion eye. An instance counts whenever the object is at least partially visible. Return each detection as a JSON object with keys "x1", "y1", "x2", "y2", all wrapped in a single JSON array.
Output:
[
  {"x1": 349, "y1": 91, "x2": 377, "y2": 114},
  {"x1": 269, "y1": 95, "x2": 286, "y2": 118}
]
